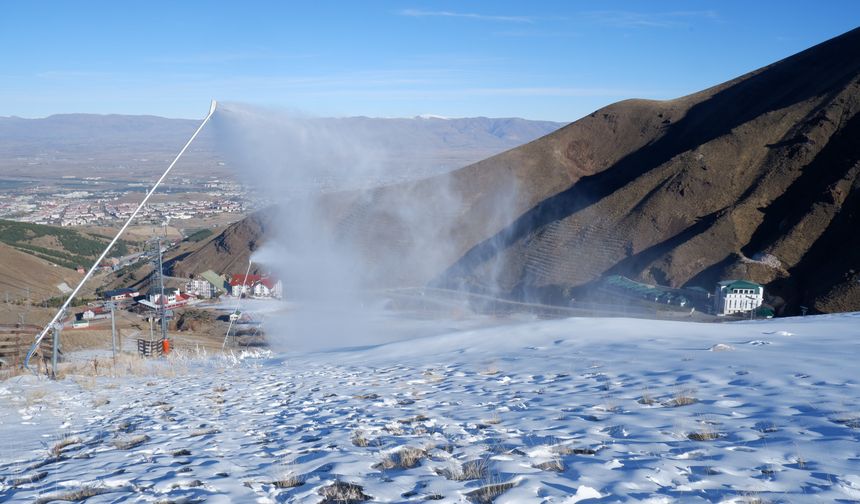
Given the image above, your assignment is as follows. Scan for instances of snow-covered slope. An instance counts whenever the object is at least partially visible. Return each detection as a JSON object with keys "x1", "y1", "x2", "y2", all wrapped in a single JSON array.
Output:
[{"x1": 1, "y1": 314, "x2": 859, "y2": 502}]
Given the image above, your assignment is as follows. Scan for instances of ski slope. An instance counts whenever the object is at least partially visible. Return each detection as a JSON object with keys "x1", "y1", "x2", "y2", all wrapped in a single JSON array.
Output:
[{"x1": 1, "y1": 313, "x2": 859, "y2": 502}]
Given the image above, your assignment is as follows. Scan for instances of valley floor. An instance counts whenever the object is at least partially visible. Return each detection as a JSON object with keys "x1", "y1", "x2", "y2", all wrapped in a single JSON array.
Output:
[{"x1": 1, "y1": 314, "x2": 859, "y2": 502}]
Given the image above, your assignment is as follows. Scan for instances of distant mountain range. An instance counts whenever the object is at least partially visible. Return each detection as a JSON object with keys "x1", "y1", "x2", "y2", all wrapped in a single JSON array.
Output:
[
  {"x1": 0, "y1": 113, "x2": 565, "y2": 180},
  {"x1": 173, "y1": 27, "x2": 860, "y2": 315}
]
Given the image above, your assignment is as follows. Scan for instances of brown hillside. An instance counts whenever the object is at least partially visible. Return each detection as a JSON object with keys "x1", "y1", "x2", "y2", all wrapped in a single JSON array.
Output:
[
  {"x1": 170, "y1": 210, "x2": 274, "y2": 278},
  {"x1": 0, "y1": 242, "x2": 82, "y2": 302},
  {"x1": 172, "y1": 27, "x2": 860, "y2": 314},
  {"x1": 440, "y1": 26, "x2": 860, "y2": 314}
]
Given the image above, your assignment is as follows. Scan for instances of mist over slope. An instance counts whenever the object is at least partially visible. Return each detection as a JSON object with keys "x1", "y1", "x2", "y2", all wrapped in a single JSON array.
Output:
[{"x1": 176, "y1": 27, "x2": 860, "y2": 315}]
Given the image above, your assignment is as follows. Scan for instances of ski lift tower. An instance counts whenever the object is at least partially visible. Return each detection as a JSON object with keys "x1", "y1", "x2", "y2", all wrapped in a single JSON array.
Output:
[{"x1": 145, "y1": 235, "x2": 168, "y2": 343}]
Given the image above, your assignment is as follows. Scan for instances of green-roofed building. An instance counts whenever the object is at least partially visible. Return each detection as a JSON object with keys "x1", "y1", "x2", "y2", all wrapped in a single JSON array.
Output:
[
  {"x1": 199, "y1": 270, "x2": 228, "y2": 296},
  {"x1": 715, "y1": 280, "x2": 764, "y2": 316}
]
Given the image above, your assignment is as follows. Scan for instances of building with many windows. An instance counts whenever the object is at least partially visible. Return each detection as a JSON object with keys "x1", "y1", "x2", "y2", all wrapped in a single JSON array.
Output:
[{"x1": 715, "y1": 280, "x2": 764, "y2": 315}]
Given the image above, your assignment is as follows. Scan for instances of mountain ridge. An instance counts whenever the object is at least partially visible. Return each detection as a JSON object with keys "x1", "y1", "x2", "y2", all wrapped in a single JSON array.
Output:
[{"x1": 172, "y1": 27, "x2": 860, "y2": 314}]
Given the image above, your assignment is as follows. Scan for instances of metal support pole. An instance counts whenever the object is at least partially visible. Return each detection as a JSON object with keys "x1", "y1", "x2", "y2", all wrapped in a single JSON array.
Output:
[
  {"x1": 110, "y1": 302, "x2": 117, "y2": 363},
  {"x1": 51, "y1": 325, "x2": 59, "y2": 379},
  {"x1": 157, "y1": 237, "x2": 168, "y2": 343}
]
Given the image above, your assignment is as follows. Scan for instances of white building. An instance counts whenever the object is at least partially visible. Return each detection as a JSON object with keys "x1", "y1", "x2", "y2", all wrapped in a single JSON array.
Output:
[
  {"x1": 185, "y1": 278, "x2": 216, "y2": 299},
  {"x1": 229, "y1": 274, "x2": 282, "y2": 299},
  {"x1": 715, "y1": 280, "x2": 764, "y2": 315}
]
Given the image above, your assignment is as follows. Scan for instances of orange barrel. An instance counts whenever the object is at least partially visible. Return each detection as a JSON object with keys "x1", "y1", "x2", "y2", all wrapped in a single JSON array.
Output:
[{"x1": 162, "y1": 339, "x2": 170, "y2": 355}]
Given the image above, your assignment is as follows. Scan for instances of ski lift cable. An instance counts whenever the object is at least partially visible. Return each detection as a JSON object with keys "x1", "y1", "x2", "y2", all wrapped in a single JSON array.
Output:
[{"x1": 24, "y1": 100, "x2": 218, "y2": 373}]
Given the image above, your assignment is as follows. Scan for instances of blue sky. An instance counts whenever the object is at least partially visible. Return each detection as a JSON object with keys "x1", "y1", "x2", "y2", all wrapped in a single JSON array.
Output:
[{"x1": 1, "y1": 1, "x2": 857, "y2": 121}]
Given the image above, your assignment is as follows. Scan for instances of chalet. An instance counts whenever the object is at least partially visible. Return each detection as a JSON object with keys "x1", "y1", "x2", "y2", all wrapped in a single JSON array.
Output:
[
  {"x1": 103, "y1": 288, "x2": 139, "y2": 302},
  {"x1": 230, "y1": 274, "x2": 283, "y2": 299},
  {"x1": 75, "y1": 306, "x2": 111, "y2": 321},
  {"x1": 230, "y1": 274, "x2": 262, "y2": 297},
  {"x1": 715, "y1": 280, "x2": 764, "y2": 315},
  {"x1": 254, "y1": 278, "x2": 283, "y2": 298},
  {"x1": 138, "y1": 289, "x2": 192, "y2": 310}
]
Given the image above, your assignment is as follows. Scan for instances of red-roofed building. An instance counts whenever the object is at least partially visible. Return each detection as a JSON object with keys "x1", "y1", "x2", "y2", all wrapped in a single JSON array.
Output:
[
  {"x1": 230, "y1": 273, "x2": 282, "y2": 299},
  {"x1": 138, "y1": 289, "x2": 194, "y2": 310}
]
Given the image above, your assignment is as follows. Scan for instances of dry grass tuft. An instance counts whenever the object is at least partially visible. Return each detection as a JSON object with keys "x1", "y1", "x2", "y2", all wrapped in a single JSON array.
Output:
[
  {"x1": 638, "y1": 391, "x2": 657, "y2": 405},
  {"x1": 482, "y1": 412, "x2": 501, "y2": 425},
  {"x1": 317, "y1": 481, "x2": 371, "y2": 503},
  {"x1": 478, "y1": 364, "x2": 500, "y2": 376},
  {"x1": 465, "y1": 480, "x2": 516, "y2": 503},
  {"x1": 33, "y1": 486, "x2": 108, "y2": 504},
  {"x1": 189, "y1": 427, "x2": 221, "y2": 437},
  {"x1": 397, "y1": 414, "x2": 429, "y2": 424},
  {"x1": 271, "y1": 472, "x2": 305, "y2": 488},
  {"x1": 383, "y1": 423, "x2": 404, "y2": 436},
  {"x1": 49, "y1": 436, "x2": 82, "y2": 457},
  {"x1": 9, "y1": 471, "x2": 48, "y2": 487},
  {"x1": 664, "y1": 389, "x2": 697, "y2": 407},
  {"x1": 112, "y1": 434, "x2": 149, "y2": 450},
  {"x1": 533, "y1": 458, "x2": 565, "y2": 472},
  {"x1": 687, "y1": 430, "x2": 721, "y2": 441},
  {"x1": 24, "y1": 387, "x2": 48, "y2": 406},
  {"x1": 437, "y1": 458, "x2": 490, "y2": 481},
  {"x1": 351, "y1": 430, "x2": 370, "y2": 447},
  {"x1": 374, "y1": 446, "x2": 427, "y2": 470},
  {"x1": 552, "y1": 443, "x2": 597, "y2": 456}
]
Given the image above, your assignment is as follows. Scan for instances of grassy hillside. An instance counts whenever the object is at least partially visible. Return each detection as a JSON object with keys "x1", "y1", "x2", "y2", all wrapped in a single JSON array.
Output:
[
  {"x1": 0, "y1": 219, "x2": 134, "y2": 270},
  {"x1": 0, "y1": 242, "x2": 84, "y2": 303}
]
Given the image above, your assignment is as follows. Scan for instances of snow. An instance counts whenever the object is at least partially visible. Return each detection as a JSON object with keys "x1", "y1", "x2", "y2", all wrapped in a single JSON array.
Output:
[{"x1": 1, "y1": 313, "x2": 859, "y2": 502}]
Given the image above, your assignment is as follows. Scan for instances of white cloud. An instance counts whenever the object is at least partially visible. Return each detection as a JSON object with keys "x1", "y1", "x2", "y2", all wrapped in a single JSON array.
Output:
[
  {"x1": 585, "y1": 10, "x2": 719, "y2": 29},
  {"x1": 399, "y1": 9, "x2": 534, "y2": 23}
]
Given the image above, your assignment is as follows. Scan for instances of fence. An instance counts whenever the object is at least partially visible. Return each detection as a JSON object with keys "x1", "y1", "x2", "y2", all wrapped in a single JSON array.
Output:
[
  {"x1": 0, "y1": 324, "x2": 53, "y2": 368},
  {"x1": 137, "y1": 338, "x2": 168, "y2": 357}
]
